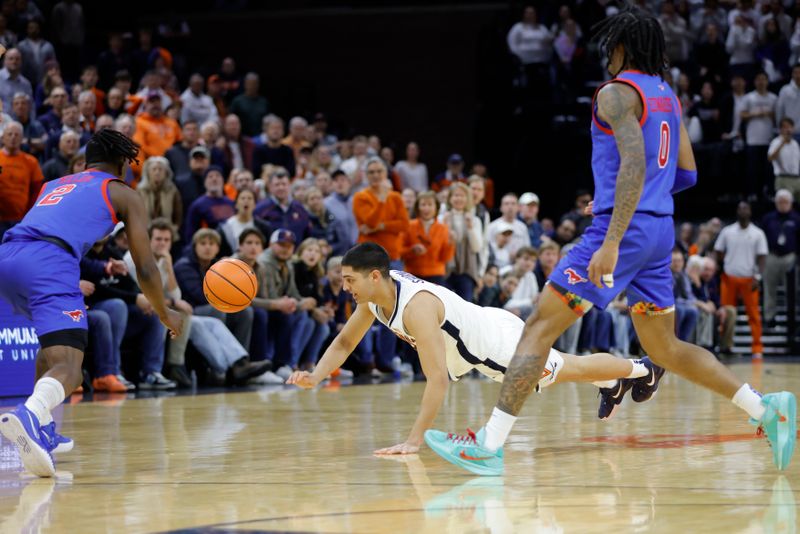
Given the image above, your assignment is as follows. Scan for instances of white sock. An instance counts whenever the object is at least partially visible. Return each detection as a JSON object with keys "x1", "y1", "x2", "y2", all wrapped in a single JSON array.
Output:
[
  {"x1": 593, "y1": 379, "x2": 618, "y2": 389},
  {"x1": 483, "y1": 407, "x2": 517, "y2": 452},
  {"x1": 732, "y1": 383, "x2": 766, "y2": 421},
  {"x1": 23, "y1": 377, "x2": 65, "y2": 426},
  {"x1": 626, "y1": 359, "x2": 649, "y2": 379}
]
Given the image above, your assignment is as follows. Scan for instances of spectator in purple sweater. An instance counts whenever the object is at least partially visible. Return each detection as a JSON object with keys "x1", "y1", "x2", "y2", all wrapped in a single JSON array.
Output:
[
  {"x1": 183, "y1": 165, "x2": 236, "y2": 242},
  {"x1": 254, "y1": 168, "x2": 311, "y2": 240}
]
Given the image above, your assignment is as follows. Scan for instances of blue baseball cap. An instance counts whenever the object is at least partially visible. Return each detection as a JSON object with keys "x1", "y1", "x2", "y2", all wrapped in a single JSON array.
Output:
[{"x1": 269, "y1": 229, "x2": 296, "y2": 245}]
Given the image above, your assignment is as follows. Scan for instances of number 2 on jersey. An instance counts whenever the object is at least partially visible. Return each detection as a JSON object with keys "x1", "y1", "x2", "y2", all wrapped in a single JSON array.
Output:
[
  {"x1": 657, "y1": 121, "x2": 670, "y2": 169},
  {"x1": 37, "y1": 184, "x2": 77, "y2": 206}
]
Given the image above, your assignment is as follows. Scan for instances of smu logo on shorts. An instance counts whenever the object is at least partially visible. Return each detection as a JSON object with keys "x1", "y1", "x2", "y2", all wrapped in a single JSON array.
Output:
[
  {"x1": 563, "y1": 268, "x2": 588, "y2": 285},
  {"x1": 62, "y1": 309, "x2": 84, "y2": 322}
]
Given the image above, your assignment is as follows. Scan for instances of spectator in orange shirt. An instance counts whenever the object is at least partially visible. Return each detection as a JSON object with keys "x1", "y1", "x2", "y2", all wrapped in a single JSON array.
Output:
[
  {"x1": 352, "y1": 157, "x2": 410, "y2": 268},
  {"x1": 134, "y1": 91, "x2": 182, "y2": 159},
  {"x1": 402, "y1": 191, "x2": 455, "y2": 285},
  {"x1": 282, "y1": 116, "x2": 311, "y2": 161},
  {"x1": 0, "y1": 122, "x2": 44, "y2": 239}
]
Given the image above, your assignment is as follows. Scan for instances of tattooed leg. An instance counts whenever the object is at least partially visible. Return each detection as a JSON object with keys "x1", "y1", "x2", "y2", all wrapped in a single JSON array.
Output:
[{"x1": 496, "y1": 284, "x2": 585, "y2": 416}]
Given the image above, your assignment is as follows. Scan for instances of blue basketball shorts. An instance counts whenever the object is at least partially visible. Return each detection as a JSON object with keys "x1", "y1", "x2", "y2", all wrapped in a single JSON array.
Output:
[
  {"x1": 0, "y1": 239, "x2": 88, "y2": 335},
  {"x1": 547, "y1": 213, "x2": 676, "y2": 315}
]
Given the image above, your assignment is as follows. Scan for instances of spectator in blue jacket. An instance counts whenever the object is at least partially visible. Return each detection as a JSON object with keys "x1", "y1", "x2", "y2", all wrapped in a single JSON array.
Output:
[
  {"x1": 183, "y1": 165, "x2": 235, "y2": 242},
  {"x1": 254, "y1": 168, "x2": 311, "y2": 240},
  {"x1": 323, "y1": 170, "x2": 358, "y2": 256}
]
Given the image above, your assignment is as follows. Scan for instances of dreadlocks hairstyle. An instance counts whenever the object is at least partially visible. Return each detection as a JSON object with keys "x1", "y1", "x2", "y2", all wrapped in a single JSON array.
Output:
[
  {"x1": 591, "y1": 3, "x2": 667, "y2": 77},
  {"x1": 85, "y1": 128, "x2": 141, "y2": 169}
]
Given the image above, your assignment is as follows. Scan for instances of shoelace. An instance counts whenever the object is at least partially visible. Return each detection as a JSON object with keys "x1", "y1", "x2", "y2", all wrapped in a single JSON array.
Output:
[{"x1": 446, "y1": 428, "x2": 477, "y2": 445}]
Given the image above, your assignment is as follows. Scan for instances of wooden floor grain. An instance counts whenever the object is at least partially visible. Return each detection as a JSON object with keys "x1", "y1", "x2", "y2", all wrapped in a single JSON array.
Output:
[{"x1": 0, "y1": 361, "x2": 798, "y2": 533}]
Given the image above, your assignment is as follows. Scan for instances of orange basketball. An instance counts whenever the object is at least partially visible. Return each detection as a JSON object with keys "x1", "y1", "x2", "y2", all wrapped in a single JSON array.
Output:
[{"x1": 203, "y1": 258, "x2": 258, "y2": 313}]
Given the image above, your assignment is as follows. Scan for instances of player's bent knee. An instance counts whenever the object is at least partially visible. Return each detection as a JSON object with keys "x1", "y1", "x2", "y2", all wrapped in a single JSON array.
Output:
[{"x1": 39, "y1": 328, "x2": 88, "y2": 352}]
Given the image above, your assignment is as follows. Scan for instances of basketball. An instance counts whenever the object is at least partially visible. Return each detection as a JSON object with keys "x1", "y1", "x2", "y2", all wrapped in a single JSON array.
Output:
[{"x1": 203, "y1": 258, "x2": 258, "y2": 313}]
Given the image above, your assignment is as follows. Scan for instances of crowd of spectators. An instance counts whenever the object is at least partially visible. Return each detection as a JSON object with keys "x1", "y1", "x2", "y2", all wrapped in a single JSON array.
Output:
[{"x1": 0, "y1": 1, "x2": 798, "y2": 393}]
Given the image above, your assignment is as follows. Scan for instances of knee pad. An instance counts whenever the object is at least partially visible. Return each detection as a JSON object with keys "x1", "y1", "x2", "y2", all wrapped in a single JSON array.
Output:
[{"x1": 39, "y1": 328, "x2": 88, "y2": 352}]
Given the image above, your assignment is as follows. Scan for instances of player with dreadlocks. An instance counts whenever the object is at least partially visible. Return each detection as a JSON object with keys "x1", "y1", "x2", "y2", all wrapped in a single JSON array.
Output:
[
  {"x1": 0, "y1": 128, "x2": 183, "y2": 477},
  {"x1": 426, "y1": 4, "x2": 796, "y2": 476}
]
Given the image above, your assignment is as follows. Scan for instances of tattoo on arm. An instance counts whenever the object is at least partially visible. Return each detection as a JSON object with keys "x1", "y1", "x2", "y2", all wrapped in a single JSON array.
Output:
[
  {"x1": 597, "y1": 83, "x2": 646, "y2": 244},
  {"x1": 496, "y1": 352, "x2": 548, "y2": 416}
]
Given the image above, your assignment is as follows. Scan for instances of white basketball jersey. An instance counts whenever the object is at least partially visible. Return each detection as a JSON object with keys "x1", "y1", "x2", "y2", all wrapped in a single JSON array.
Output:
[{"x1": 367, "y1": 271, "x2": 562, "y2": 386}]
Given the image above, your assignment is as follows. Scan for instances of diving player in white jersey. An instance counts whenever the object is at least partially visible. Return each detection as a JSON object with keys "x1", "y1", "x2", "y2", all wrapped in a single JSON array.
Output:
[{"x1": 287, "y1": 243, "x2": 663, "y2": 455}]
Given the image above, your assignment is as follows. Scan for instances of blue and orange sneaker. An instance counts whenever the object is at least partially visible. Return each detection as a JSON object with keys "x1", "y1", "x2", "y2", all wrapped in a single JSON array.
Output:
[
  {"x1": 424, "y1": 428, "x2": 504, "y2": 476},
  {"x1": 0, "y1": 405, "x2": 56, "y2": 477},
  {"x1": 752, "y1": 391, "x2": 797, "y2": 471},
  {"x1": 598, "y1": 379, "x2": 634, "y2": 420},
  {"x1": 40, "y1": 422, "x2": 73, "y2": 454},
  {"x1": 631, "y1": 357, "x2": 666, "y2": 403}
]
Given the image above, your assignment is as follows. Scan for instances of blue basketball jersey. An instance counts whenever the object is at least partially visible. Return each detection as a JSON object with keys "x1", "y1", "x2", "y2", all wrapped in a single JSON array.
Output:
[
  {"x1": 590, "y1": 71, "x2": 681, "y2": 216},
  {"x1": 3, "y1": 169, "x2": 121, "y2": 258}
]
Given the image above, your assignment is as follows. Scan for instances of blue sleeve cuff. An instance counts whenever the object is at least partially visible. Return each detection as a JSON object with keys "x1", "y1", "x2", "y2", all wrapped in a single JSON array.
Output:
[{"x1": 672, "y1": 168, "x2": 697, "y2": 194}]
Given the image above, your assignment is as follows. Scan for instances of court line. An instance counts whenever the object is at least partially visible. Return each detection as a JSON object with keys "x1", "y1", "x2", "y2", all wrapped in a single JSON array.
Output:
[
  {"x1": 49, "y1": 480, "x2": 794, "y2": 493},
  {"x1": 153, "y1": 502, "x2": 797, "y2": 532}
]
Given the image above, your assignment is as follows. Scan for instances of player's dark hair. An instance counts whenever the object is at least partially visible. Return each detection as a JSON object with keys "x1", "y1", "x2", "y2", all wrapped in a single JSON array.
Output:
[
  {"x1": 85, "y1": 128, "x2": 141, "y2": 169},
  {"x1": 342, "y1": 242, "x2": 390, "y2": 278},
  {"x1": 592, "y1": 4, "x2": 667, "y2": 77}
]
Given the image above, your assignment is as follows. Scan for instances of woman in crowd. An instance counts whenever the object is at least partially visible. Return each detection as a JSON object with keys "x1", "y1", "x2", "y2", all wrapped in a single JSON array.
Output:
[
  {"x1": 440, "y1": 182, "x2": 483, "y2": 302},
  {"x1": 219, "y1": 188, "x2": 271, "y2": 256},
  {"x1": 402, "y1": 191, "x2": 454, "y2": 286},
  {"x1": 304, "y1": 186, "x2": 338, "y2": 244},
  {"x1": 137, "y1": 156, "x2": 183, "y2": 238},
  {"x1": 292, "y1": 238, "x2": 333, "y2": 370}
]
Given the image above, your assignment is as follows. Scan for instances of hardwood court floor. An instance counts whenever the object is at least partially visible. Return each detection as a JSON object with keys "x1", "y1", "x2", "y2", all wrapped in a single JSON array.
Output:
[{"x1": 0, "y1": 362, "x2": 798, "y2": 533}]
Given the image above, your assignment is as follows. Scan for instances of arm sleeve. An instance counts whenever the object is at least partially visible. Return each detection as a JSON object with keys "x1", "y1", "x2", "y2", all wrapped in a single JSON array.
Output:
[
  {"x1": 757, "y1": 230, "x2": 769, "y2": 255},
  {"x1": 671, "y1": 168, "x2": 698, "y2": 194}
]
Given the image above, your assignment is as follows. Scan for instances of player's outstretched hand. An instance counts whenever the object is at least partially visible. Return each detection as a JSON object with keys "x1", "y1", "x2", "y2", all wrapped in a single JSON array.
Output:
[
  {"x1": 374, "y1": 442, "x2": 420, "y2": 455},
  {"x1": 161, "y1": 309, "x2": 183, "y2": 338},
  {"x1": 588, "y1": 243, "x2": 618, "y2": 289},
  {"x1": 584, "y1": 200, "x2": 594, "y2": 216},
  {"x1": 286, "y1": 370, "x2": 317, "y2": 389}
]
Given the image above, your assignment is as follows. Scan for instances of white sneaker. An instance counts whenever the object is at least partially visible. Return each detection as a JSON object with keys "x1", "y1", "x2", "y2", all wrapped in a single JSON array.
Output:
[
  {"x1": 116, "y1": 374, "x2": 136, "y2": 391},
  {"x1": 275, "y1": 365, "x2": 294, "y2": 380},
  {"x1": 249, "y1": 371, "x2": 286, "y2": 385},
  {"x1": 370, "y1": 368, "x2": 382, "y2": 379},
  {"x1": 391, "y1": 356, "x2": 402, "y2": 372}
]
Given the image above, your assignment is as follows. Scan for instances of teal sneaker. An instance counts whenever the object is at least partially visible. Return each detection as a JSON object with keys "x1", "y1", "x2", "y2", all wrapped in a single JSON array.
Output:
[
  {"x1": 751, "y1": 392, "x2": 797, "y2": 471},
  {"x1": 424, "y1": 428, "x2": 504, "y2": 476}
]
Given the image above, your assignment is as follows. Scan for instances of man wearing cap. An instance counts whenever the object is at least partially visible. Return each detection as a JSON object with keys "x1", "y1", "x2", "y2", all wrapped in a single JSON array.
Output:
[
  {"x1": 487, "y1": 192, "x2": 531, "y2": 259},
  {"x1": 760, "y1": 189, "x2": 800, "y2": 328},
  {"x1": 165, "y1": 120, "x2": 201, "y2": 179},
  {"x1": 518, "y1": 191, "x2": 545, "y2": 248},
  {"x1": 176, "y1": 145, "x2": 212, "y2": 215},
  {"x1": 254, "y1": 168, "x2": 311, "y2": 241},
  {"x1": 489, "y1": 220, "x2": 516, "y2": 271},
  {"x1": 180, "y1": 73, "x2": 219, "y2": 127},
  {"x1": 133, "y1": 91, "x2": 182, "y2": 158},
  {"x1": 258, "y1": 228, "x2": 318, "y2": 379},
  {"x1": 431, "y1": 153, "x2": 467, "y2": 192},
  {"x1": 183, "y1": 166, "x2": 235, "y2": 242}
]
